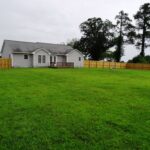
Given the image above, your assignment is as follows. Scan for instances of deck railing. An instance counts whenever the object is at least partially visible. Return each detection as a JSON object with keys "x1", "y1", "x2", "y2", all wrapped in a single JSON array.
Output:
[{"x1": 50, "y1": 62, "x2": 74, "y2": 68}]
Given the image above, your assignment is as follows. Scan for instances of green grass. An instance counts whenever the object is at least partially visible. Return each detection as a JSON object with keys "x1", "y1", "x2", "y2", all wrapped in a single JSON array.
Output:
[{"x1": 0, "y1": 68, "x2": 150, "y2": 150}]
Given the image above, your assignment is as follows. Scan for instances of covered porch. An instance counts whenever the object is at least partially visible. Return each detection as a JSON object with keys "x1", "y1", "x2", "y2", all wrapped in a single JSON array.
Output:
[{"x1": 50, "y1": 55, "x2": 74, "y2": 68}]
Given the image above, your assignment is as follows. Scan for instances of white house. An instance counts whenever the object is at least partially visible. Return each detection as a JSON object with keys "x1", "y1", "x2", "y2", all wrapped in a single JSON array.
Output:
[{"x1": 1, "y1": 40, "x2": 84, "y2": 68}]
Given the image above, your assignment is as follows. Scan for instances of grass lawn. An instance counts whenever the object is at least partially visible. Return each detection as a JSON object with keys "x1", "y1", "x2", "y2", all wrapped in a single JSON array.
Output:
[{"x1": 0, "y1": 68, "x2": 150, "y2": 150}]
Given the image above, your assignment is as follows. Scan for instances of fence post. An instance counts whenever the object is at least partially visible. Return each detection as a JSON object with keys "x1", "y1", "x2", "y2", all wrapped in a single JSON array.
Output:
[{"x1": 142, "y1": 64, "x2": 144, "y2": 70}]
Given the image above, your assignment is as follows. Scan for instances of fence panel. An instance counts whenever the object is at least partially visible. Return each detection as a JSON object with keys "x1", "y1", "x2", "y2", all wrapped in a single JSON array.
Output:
[
  {"x1": 109, "y1": 62, "x2": 116, "y2": 68},
  {"x1": 0, "y1": 59, "x2": 11, "y2": 69},
  {"x1": 97, "y1": 61, "x2": 104, "y2": 68},
  {"x1": 103, "y1": 62, "x2": 110, "y2": 68},
  {"x1": 84, "y1": 60, "x2": 90, "y2": 68},
  {"x1": 84, "y1": 60, "x2": 150, "y2": 71}
]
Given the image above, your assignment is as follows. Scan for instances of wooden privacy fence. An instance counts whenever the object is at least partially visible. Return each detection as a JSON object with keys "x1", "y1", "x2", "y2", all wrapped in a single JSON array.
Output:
[
  {"x1": 84, "y1": 60, "x2": 150, "y2": 70},
  {"x1": 0, "y1": 58, "x2": 11, "y2": 69}
]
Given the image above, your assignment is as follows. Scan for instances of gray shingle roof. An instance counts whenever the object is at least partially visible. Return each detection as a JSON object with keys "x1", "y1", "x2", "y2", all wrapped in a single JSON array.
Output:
[{"x1": 2, "y1": 40, "x2": 74, "y2": 55}]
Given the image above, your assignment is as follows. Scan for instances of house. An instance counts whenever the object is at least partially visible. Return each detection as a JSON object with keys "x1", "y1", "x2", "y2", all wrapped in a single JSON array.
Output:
[{"x1": 1, "y1": 40, "x2": 84, "y2": 68}]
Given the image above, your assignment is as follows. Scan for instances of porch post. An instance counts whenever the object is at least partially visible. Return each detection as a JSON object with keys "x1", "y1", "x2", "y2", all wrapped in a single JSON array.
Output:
[
  {"x1": 66, "y1": 54, "x2": 68, "y2": 63},
  {"x1": 55, "y1": 56, "x2": 57, "y2": 66},
  {"x1": 10, "y1": 54, "x2": 14, "y2": 67},
  {"x1": 32, "y1": 54, "x2": 35, "y2": 68}
]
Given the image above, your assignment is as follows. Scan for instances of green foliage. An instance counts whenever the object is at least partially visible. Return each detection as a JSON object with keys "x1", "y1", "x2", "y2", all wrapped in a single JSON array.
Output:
[
  {"x1": 80, "y1": 18, "x2": 115, "y2": 60},
  {"x1": 134, "y1": 3, "x2": 150, "y2": 56},
  {"x1": 114, "y1": 35, "x2": 124, "y2": 62},
  {"x1": 128, "y1": 55, "x2": 150, "y2": 64},
  {"x1": 0, "y1": 68, "x2": 150, "y2": 149},
  {"x1": 68, "y1": 3, "x2": 150, "y2": 62},
  {"x1": 114, "y1": 11, "x2": 135, "y2": 62}
]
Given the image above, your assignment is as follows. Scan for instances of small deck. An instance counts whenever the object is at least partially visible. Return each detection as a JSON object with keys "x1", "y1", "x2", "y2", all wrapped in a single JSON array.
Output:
[{"x1": 50, "y1": 62, "x2": 74, "y2": 68}]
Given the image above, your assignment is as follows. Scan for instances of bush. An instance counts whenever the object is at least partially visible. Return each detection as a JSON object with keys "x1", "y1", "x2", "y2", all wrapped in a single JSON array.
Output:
[{"x1": 128, "y1": 55, "x2": 150, "y2": 64}]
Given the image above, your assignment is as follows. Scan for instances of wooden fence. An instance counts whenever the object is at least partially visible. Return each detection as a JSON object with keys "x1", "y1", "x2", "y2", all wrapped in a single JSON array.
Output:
[
  {"x1": 84, "y1": 60, "x2": 150, "y2": 70},
  {"x1": 0, "y1": 58, "x2": 11, "y2": 69}
]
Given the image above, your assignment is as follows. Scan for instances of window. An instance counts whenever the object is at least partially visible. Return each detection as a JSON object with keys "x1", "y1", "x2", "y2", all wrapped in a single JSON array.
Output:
[
  {"x1": 43, "y1": 55, "x2": 46, "y2": 63},
  {"x1": 79, "y1": 57, "x2": 81, "y2": 61},
  {"x1": 38, "y1": 55, "x2": 42, "y2": 64},
  {"x1": 24, "y1": 55, "x2": 28, "y2": 59}
]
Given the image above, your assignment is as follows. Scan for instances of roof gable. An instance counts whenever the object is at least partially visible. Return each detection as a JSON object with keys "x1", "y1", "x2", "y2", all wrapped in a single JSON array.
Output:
[
  {"x1": 67, "y1": 49, "x2": 84, "y2": 56},
  {"x1": 32, "y1": 48, "x2": 51, "y2": 55}
]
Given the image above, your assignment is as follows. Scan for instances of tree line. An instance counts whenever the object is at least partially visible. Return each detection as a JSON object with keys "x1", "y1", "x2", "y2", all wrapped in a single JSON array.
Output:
[{"x1": 68, "y1": 3, "x2": 150, "y2": 62}]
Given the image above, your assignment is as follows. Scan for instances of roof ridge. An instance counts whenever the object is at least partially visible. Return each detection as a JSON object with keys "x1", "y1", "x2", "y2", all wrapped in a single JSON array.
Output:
[
  {"x1": 4, "y1": 39, "x2": 36, "y2": 44},
  {"x1": 4, "y1": 39, "x2": 68, "y2": 46}
]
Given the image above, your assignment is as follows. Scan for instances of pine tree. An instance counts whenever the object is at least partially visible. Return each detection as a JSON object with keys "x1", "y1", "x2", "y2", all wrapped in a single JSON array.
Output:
[
  {"x1": 115, "y1": 11, "x2": 135, "y2": 62},
  {"x1": 134, "y1": 3, "x2": 150, "y2": 56}
]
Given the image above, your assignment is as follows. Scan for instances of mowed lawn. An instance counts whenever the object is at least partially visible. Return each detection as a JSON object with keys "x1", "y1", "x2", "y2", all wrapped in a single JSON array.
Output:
[{"x1": 0, "y1": 68, "x2": 150, "y2": 150}]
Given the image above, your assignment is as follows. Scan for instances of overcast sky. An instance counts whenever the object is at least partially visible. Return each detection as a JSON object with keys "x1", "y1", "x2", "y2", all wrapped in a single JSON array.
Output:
[{"x1": 0, "y1": 0, "x2": 150, "y2": 61}]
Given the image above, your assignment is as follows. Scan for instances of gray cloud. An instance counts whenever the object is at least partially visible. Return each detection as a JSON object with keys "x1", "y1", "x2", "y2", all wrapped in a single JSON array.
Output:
[{"x1": 0, "y1": 0, "x2": 150, "y2": 61}]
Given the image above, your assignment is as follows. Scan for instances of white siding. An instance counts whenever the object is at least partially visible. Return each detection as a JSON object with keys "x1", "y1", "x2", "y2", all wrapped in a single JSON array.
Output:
[
  {"x1": 67, "y1": 50, "x2": 84, "y2": 67},
  {"x1": 33, "y1": 50, "x2": 50, "y2": 67},
  {"x1": 12, "y1": 54, "x2": 33, "y2": 68}
]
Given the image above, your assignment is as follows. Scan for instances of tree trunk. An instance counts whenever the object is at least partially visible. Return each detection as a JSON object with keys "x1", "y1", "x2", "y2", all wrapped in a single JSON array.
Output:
[
  {"x1": 140, "y1": 22, "x2": 146, "y2": 56},
  {"x1": 116, "y1": 16, "x2": 123, "y2": 62},
  {"x1": 115, "y1": 35, "x2": 123, "y2": 62}
]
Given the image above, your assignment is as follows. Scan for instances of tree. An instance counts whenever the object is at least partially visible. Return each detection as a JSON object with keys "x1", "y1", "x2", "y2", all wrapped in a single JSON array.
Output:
[
  {"x1": 80, "y1": 18, "x2": 115, "y2": 60},
  {"x1": 128, "y1": 55, "x2": 150, "y2": 64},
  {"x1": 134, "y1": 3, "x2": 150, "y2": 56},
  {"x1": 67, "y1": 38, "x2": 78, "y2": 48},
  {"x1": 114, "y1": 11, "x2": 135, "y2": 62}
]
